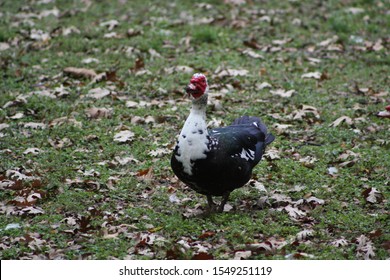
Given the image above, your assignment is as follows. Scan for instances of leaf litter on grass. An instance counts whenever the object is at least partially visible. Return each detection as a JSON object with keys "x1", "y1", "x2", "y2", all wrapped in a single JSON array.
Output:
[{"x1": 0, "y1": 0, "x2": 389, "y2": 260}]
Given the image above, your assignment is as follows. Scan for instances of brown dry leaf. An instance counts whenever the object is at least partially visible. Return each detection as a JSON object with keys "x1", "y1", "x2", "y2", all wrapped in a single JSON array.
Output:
[
  {"x1": 23, "y1": 148, "x2": 42, "y2": 155},
  {"x1": 30, "y1": 29, "x2": 50, "y2": 41},
  {"x1": 48, "y1": 137, "x2": 73, "y2": 149},
  {"x1": 103, "y1": 32, "x2": 122, "y2": 39},
  {"x1": 99, "y1": 19, "x2": 119, "y2": 31},
  {"x1": 85, "y1": 107, "x2": 113, "y2": 119},
  {"x1": 49, "y1": 116, "x2": 82, "y2": 128},
  {"x1": 148, "y1": 148, "x2": 170, "y2": 157},
  {"x1": 164, "y1": 65, "x2": 194, "y2": 74},
  {"x1": 5, "y1": 169, "x2": 39, "y2": 182},
  {"x1": 263, "y1": 147, "x2": 281, "y2": 160},
  {"x1": 9, "y1": 112, "x2": 24, "y2": 120},
  {"x1": 285, "y1": 252, "x2": 315, "y2": 259},
  {"x1": 362, "y1": 187, "x2": 383, "y2": 204},
  {"x1": 63, "y1": 67, "x2": 97, "y2": 79},
  {"x1": 113, "y1": 130, "x2": 135, "y2": 143},
  {"x1": 356, "y1": 235, "x2": 375, "y2": 260},
  {"x1": 115, "y1": 155, "x2": 139, "y2": 165},
  {"x1": 301, "y1": 72, "x2": 322, "y2": 80},
  {"x1": 329, "y1": 116, "x2": 353, "y2": 127},
  {"x1": 291, "y1": 105, "x2": 320, "y2": 120},
  {"x1": 243, "y1": 38, "x2": 262, "y2": 49},
  {"x1": 0, "y1": 42, "x2": 10, "y2": 52},
  {"x1": 273, "y1": 123, "x2": 292, "y2": 134},
  {"x1": 224, "y1": 0, "x2": 246, "y2": 5},
  {"x1": 234, "y1": 250, "x2": 252, "y2": 260},
  {"x1": 256, "y1": 82, "x2": 272, "y2": 90},
  {"x1": 299, "y1": 156, "x2": 318, "y2": 168},
  {"x1": 82, "y1": 57, "x2": 100, "y2": 64},
  {"x1": 345, "y1": 7, "x2": 365, "y2": 14},
  {"x1": 330, "y1": 237, "x2": 349, "y2": 247},
  {"x1": 270, "y1": 89, "x2": 296, "y2": 98},
  {"x1": 242, "y1": 49, "x2": 264, "y2": 59},
  {"x1": 21, "y1": 206, "x2": 45, "y2": 215},
  {"x1": 284, "y1": 205, "x2": 306, "y2": 219},
  {"x1": 215, "y1": 68, "x2": 249, "y2": 77},
  {"x1": 23, "y1": 122, "x2": 46, "y2": 129},
  {"x1": 87, "y1": 87, "x2": 111, "y2": 99},
  {"x1": 296, "y1": 229, "x2": 314, "y2": 241},
  {"x1": 136, "y1": 167, "x2": 153, "y2": 180}
]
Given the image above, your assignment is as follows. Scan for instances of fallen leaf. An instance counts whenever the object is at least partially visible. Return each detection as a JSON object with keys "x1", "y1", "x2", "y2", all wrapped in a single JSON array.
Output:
[
  {"x1": 148, "y1": 148, "x2": 170, "y2": 157},
  {"x1": 9, "y1": 112, "x2": 24, "y2": 120},
  {"x1": 291, "y1": 105, "x2": 320, "y2": 120},
  {"x1": 242, "y1": 49, "x2": 264, "y2": 59},
  {"x1": 4, "y1": 223, "x2": 21, "y2": 230},
  {"x1": 113, "y1": 130, "x2": 135, "y2": 143},
  {"x1": 249, "y1": 180, "x2": 267, "y2": 192},
  {"x1": 234, "y1": 250, "x2": 252, "y2": 260},
  {"x1": 30, "y1": 29, "x2": 50, "y2": 41},
  {"x1": 82, "y1": 58, "x2": 100, "y2": 64},
  {"x1": 356, "y1": 235, "x2": 375, "y2": 260},
  {"x1": 63, "y1": 67, "x2": 97, "y2": 79},
  {"x1": 296, "y1": 229, "x2": 314, "y2": 241},
  {"x1": 49, "y1": 116, "x2": 82, "y2": 128},
  {"x1": 23, "y1": 148, "x2": 42, "y2": 155},
  {"x1": 115, "y1": 156, "x2": 139, "y2": 165},
  {"x1": 23, "y1": 122, "x2": 46, "y2": 129},
  {"x1": 256, "y1": 82, "x2": 272, "y2": 90},
  {"x1": 85, "y1": 107, "x2": 113, "y2": 119},
  {"x1": 301, "y1": 72, "x2": 322, "y2": 80},
  {"x1": 62, "y1": 26, "x2": 81, "y2": 36},
  {"x1": 270, "y1": 89, "x2": 296, "y2": 98},
  {"x1": 328, "y1": 166, "x2": 338, "y2": 176},
  {"x1": 330, "y1": 237, "x2": 349, "y2": 247},
  {"x1": 104, "y1": 32, "x2": 121, "y2": 39},
  {"x1": 285, "y1": 252, "x2": 315, "y2": 259},
  {"x1": 87, "y1": 88, "x2": 111, "y2": 99},
  {"x1": 330, "y1": 116, "x2": 353, "y2": 127},
  {"x1": 164, "y1": 66, "x2": 194, "y2": 74},
  {"x1": 169, "y1": 194, "x2": 181, "y2": 204},
  {"x1": 215, "y1": 68, "x2": 249, "y2": 77},
  {"x1": 345, "y1": 7, "x2": 365, "y2": 14},
  {"x1": 362, "y1": 187, "x2": 383, "y2": 204},
  {"x1": 284, "y1": 205, "x2": 306, "y2": 219},
  {"x1": 99, "y1": 19, "x2": 119, "y2": 31},
  {"x1": 48, "y1": 137, "x2": 73, "y2": 149},
  {"x1": 0, "y1": 42, "x2": 10, "y2": 52},
  {"x1": 263, "y1": 147, "x2": 281, "y2": 160},
  {"x1": 299, "y1": 156, "x2": 317, "y2": 168}
]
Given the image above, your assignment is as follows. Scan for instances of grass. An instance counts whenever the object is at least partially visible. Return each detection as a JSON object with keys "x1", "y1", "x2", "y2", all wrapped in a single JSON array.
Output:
[{"x1": 0, "y1": 0, "x2": 389, "y2": 260}]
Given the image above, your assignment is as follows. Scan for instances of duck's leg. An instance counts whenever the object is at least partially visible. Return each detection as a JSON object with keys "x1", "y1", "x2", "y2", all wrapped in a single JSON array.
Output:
[
  {"x1": 217, "y1": 192, "x2": 231, "y2": 213},
  {"x1": 206, "y1": 195, "x2": 217, "y2": 212}
]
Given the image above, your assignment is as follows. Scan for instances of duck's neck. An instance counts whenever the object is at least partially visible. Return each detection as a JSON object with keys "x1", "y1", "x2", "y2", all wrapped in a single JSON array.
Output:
[
  {"x1": 175, "y1": 94, "x2": 209, "y2": 175},
  {"x1": 182, "y1": 93, "x2": 208, "y2": 135}
]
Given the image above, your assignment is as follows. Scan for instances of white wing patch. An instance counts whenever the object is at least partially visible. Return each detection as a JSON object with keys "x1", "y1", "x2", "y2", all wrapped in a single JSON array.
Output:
[{"x1": 239, "y1": 148, "x2": 255, "y2": 161}]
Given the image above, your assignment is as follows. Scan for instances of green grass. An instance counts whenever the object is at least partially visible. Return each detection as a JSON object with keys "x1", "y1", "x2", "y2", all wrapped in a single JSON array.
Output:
[{"x1": 0, "y1": 0, "x2": 389, "y2": 260}]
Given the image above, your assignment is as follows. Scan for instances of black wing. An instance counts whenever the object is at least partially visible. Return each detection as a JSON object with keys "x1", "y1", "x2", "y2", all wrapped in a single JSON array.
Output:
[{"x1": 209, "y1": 116, "x2": 274, "y2": 167}]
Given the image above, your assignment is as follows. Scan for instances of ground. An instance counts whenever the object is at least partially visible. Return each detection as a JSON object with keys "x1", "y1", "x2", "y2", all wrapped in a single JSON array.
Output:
[{"x1": 0, "y1": 0, "x2": 389, "y2": 260}]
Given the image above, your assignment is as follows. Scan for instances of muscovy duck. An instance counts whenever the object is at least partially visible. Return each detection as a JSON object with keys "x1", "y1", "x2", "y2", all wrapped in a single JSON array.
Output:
[{"x1": 171, "y1": 73, "x2": 275, "y2": 212}]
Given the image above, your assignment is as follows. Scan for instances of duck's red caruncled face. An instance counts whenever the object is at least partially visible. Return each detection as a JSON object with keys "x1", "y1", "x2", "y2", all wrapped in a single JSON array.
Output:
[{"x1": 186, "y1": 73, "x2": 208, "y2": 99}]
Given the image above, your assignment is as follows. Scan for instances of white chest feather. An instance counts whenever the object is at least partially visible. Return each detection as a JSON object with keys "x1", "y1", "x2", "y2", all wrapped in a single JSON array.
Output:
[{"x1": 175, "y1": 109, "x2": 209, "y2": 175}]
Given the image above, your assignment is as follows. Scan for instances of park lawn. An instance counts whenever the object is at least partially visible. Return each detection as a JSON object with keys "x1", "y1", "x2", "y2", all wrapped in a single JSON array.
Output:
[{"x1": 0, "y1": 0, "x2": 389, "y2": 259}]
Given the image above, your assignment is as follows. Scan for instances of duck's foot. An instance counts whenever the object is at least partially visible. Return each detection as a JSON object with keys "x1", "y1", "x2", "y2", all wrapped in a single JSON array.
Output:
[{"x1": 206, "y1": 192, "x2": 231, "y2": 213}]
